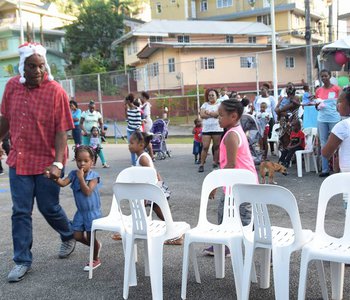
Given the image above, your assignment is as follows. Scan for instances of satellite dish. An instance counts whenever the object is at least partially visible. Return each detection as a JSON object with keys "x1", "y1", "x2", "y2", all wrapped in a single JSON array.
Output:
[
  {"x1": 248, "y1": 0, "x2": 256, "y2": 8},
  {"x1": 176, "y1": 73, "x2": 182, "y2": 80}
]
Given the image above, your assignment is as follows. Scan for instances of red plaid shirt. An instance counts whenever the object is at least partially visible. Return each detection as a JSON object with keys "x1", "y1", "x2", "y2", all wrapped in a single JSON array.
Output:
[{"x1": 1, "y1": 75, "x2": 74, "y2": 175}]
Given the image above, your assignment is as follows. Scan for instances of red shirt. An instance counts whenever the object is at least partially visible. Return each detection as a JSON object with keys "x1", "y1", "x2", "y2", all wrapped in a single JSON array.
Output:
[
  {"x1": 193, "y1": 127, "x2": 202, "y2": 143},
  {"x1": 290, "y1": 130, "x2": 305, "y2": 149},
  {"x1": 1, "y1": 75, "x2": 74, "y2": 175}
]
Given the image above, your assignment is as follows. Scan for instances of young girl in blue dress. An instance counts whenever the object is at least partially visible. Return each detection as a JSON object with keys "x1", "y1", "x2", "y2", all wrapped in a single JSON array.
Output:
[{"x1": 53, "y1": 145, "x2": 102, "y2": 271}]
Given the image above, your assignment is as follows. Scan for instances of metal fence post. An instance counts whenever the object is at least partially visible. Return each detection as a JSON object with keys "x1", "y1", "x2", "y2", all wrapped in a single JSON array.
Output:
[
  {"x1": 195, "y1": 60, "x2": 200, "y2": 115},
  {"x1": 97, "y1": 73, "x2": 103, "y2": 116}
]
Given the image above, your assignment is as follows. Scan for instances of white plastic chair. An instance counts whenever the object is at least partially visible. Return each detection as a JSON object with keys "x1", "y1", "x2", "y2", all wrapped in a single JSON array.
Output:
[
  {"x1": 298, "y1": 173, "x2": 350, "y2": 300},
  {"x1": 88, "y1": 167, "x2": 157, "y2": 280},
  {"x1": 232, "y1": 183, "x2": 313, "y2": 300},
  {"x1": 295, "y1": 127, "x2": 318, "y2": 177},
  {"x1": 267, "y1": 123, "x2": 280, "y2": 156},
  {"x1": 181, "y1": 169, "x2": 257, "y2": 300},
  {"x1": 114, "y1": 182, "x2": 190, "y2": 300}
]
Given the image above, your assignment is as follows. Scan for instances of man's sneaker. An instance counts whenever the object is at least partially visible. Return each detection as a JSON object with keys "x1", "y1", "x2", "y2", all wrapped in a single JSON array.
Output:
[
  {"x1": 8, "y1": 265, "x2": 31, "y2": 282},
  {"x1": 0, "y1": 171, "x2": 4, "y2": 175},
  {"x1": 59, "y1": 239, "x2": 76, "y2": 258},
  {"x1": 83, "y1": 258, "x2": 101, "y2": 272},
  {"x1": 203, "y1": 245, "x2": 214, "y2": 256}
]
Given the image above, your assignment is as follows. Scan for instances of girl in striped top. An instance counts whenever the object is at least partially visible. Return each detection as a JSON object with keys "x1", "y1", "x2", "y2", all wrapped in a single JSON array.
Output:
[{"x1": 125, "y1": 93, "x2": 142, "y2": 165}]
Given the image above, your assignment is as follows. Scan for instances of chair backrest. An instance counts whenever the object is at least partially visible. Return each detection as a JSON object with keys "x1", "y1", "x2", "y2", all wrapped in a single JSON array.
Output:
[
  {"x1": 232, "y1": 183, "x2": 305, "y2": 248},
  {"x1": 269, "y1": 123, "x2": 280, "y2": 142},
  {"x1": 302, "y1": 127, "x2": 318, "y2": 151},
  {"x1": 113, "y1": 182, "x2": 174, "y2": 236},
  {"x1": 315, "y1": 173, "x2": 350, "y2": 240},
  {"x1": 197, "y1": 169, "x2": 257, "y2": 227},
  {"x1": 108, "y1": 167, "x2": 158, "y2": 215}
]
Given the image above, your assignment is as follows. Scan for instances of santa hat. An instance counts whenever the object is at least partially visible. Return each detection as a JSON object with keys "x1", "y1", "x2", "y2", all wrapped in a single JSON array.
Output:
[{"x1": 18, "y1": 42, "x2": 54, "y2": 84}]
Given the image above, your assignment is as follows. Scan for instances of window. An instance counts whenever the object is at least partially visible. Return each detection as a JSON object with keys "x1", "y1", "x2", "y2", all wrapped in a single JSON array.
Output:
[
  {"x1": 148, "y1": 63, "x2": 159, "y2": 77},
  {"x1": 44, "y1": 39, "x2": 57, "y2": 50},
  {"x1": 248, "y1": 36, "x2": 256, "y2": 44},
  {"x1": 133, "y1": 69, "x2": 141, "y2": 81},
  {"x1": 200, "y1": 57, "x2": 215, "y2": 70},
  {"x1": 156, "y1": 2, "x2": 162, "y2": 13},
  {"x1": 127, "y1": 41, "x2": 138, "y2": 55},
  {"x1": 285, "y1": 56, "x2": 295, "y2": 68},
  {"x1": 217, "y1": 0, "x2": 232, "y2": 8},
  {"x1": 178, "y1": 35, "x2": 190, "y2": 43},
  {"x1": 257, "y1": 15, "x2": 271, "y2": 25},
  {"x1": 226, "y1": 35, "x2": 234, "y2": 43},
  {"x1": 127, "y1": 43, "x2": 132, "y2": 55},
  {"x1": 200, "y1": 0, "x2": 208, "y2": 11},
  {"x1": 150, "y1": 36, "x2": 163, "y2": 42},
  {"x1": 0, "y1": 39, "x2": 8, "y2": 51},
  {"x1": 168, "y1": 58, "x2": 175, "y2": 73},
  {"x1": 240, "y1": 56, "x2": 256, "y2": 68}
]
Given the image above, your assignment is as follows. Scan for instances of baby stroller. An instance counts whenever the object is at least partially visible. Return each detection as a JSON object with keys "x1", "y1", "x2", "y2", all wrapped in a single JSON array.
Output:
[
  {"x1": 150, "y1": 119, "x2": 171, "y2": 160},
  {"x1": 240, "y1": 114, "x2": 264, "y2": 165}
]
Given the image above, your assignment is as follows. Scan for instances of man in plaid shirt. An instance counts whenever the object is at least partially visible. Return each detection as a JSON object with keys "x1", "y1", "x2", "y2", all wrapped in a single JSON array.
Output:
[{"x1": 0, "y1": 43, "x2": 76, "y2": 282}]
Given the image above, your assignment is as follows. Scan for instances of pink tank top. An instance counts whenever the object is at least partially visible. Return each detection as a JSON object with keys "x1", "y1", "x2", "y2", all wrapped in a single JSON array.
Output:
[{"x1": 219, "y1": 125, "x2": 258, "y2": 183}]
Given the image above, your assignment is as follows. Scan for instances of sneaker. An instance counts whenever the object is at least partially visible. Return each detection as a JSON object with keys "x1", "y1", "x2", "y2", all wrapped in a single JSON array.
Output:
[
  {"x1": 83, "y1": 258, "x2": 101, "y2": 272},
  {"x1": 8, "y1": 265, "x2": 31, "y2": 282},
  {"x1": 319, "y1": 172, "x2": 330, "y2": 178},
  {"x1": 198, "y1": 165, "x2": 204, "y2": 173},
  {"x1": 203, "y1": 245, "x2": 231, "y2": 257},
  {"x1": 212, "y1": 163, "x2": 219, "y2": 169},
  {"x1": 102, "y1": 163, "x2": 110, "y2": 168},
  {"x1": 59, "y1": 239, "x2": 76, "y2": 258},
  {"x1": 203, "y1": 245, "x2": 214, "y2": 256},
  {"x1": 0, "y1": 171, "x2": 4, "y2": 175}
]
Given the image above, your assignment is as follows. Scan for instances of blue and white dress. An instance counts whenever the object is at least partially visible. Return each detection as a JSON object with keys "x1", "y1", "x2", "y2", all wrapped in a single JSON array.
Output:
[{"x1": 69, "y1": 170, "x2": 102, "y2": 231}]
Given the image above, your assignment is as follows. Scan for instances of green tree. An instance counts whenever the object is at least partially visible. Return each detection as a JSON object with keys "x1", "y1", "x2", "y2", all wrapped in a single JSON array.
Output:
[{"x1": 65, "y1": 0, "x2": 124, "y2": 69}]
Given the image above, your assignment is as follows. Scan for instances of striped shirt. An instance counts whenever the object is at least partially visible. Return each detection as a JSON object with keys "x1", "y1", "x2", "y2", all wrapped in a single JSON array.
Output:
[{"x1": 126, "y1": 107, "x2": 142, "y2": 132}]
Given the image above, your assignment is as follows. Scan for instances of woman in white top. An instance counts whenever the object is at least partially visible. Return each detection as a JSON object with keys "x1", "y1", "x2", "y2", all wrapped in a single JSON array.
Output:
[
  {"x1": 253, "y1": 83, "x2": 277, "y2": 155},
  {"x1": 198, "y1": 89, "x2": 223, "y2": 172},
  {"x1": 141, "y1": 91, "x2": 153, "y2": 132},
  {"x1": 322, "y1": 87, "x2": 350, "y2": 173}
]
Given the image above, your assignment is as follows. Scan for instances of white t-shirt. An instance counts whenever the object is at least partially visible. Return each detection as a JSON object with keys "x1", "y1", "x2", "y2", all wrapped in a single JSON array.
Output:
[
  {"x1": 332, "y1": 118, "x2": 350, "y2": 172},
  {"x1": 254, "y1": 96, "x2": 276, "y2": 121},
  {"x1": 81, "y1": 110, "x2": 102, "y2": 133},
  {"x1": 216, "y1": 94, "x2": 229, "y2": 104},
  {"x1": 200, "y1": 102, "x2": 223, "y2": 133}
]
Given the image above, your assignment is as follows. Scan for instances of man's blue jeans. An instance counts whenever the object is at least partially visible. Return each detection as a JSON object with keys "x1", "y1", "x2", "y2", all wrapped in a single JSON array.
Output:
[
  {"x1": 318, "y1": 121, "x2": 337, "y2": 173},
  {"x1": 9, "y1": 168, "x2": 73, "y2": 266}
]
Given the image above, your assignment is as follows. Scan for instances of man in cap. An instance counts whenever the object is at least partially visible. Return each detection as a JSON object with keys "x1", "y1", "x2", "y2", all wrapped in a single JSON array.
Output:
[{"x1": 0, "y1": 42, "x2": 76, "y2": 282}]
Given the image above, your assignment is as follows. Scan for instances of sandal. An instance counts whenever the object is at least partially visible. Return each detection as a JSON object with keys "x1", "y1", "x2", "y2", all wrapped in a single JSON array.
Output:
[
  {"x1": 164, "y1": 235, "x2": 184, "y2": 245},
  {"x1": 111, "y1": 233, "x2": 122, "y2": 241}
]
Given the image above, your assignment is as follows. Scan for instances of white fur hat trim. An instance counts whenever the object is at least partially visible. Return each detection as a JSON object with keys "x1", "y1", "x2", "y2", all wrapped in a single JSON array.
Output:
[{"x1": 18, "y1": 42, "x2": 54, "y2": 84}]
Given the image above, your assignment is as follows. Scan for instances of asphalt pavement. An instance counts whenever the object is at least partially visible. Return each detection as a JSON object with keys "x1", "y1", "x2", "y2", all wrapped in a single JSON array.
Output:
[{"x1": 0, "y1": 138, "x2": 349, "y2": 299}]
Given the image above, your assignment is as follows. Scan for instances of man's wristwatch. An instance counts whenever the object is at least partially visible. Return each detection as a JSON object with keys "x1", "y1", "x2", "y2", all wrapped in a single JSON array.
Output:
[{"x1": 52, "y1": 162, "x2": 63, "y2": 170}]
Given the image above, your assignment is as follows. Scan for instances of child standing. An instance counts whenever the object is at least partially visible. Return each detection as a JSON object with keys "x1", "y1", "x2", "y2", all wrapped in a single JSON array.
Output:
[
  {"x1": 192, "y1": 118, "x2": 202, "y2": 164},
  {"x1": 278, "y1": 120, "x2": 305, "y2": 168},
  {"x1": 203, "y1": 99, "x2": 258, "y2": 256},
  {"x1": 89, "y1": 126, "x2": 109, "y2": 168},
  {"x1": 256, "y1": 102, "x2": 270, "y2": 160},
  {"x1": 128, "y1": 130, "x2": 181, "y2": 245},
  {"x1": 50, "y1": 146, "x2": 102, "y2": 271}
]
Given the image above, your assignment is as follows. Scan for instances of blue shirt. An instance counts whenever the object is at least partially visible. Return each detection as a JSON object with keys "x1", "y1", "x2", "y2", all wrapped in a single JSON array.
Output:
[
  {"x1": 68, "y1": 169, "x2": 102, "y2": 213},
  {"x1": 72, "y1": 109, "x2": 81, "y2": 126}
]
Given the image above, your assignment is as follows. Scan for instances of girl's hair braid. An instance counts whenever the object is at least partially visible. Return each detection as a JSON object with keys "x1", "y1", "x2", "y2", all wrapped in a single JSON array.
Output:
[{"x1": 220, "y1": 99, "x2": 244, "y2": 118}]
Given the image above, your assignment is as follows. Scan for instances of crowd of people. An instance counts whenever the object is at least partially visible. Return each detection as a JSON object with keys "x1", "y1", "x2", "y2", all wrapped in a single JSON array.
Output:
[{"x1": 0, "y1": 42, "x2": 349, "y2": 284}]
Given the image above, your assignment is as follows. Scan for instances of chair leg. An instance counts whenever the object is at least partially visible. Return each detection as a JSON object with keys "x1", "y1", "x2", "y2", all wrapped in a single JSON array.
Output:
[
  {"x1": 241, "y1": 243, "x2": 255, "y2": 300},
  {"x1": 272, "y1": 249, "x2": 291, "y2": 300},
  {"x1": 181, "y1": 239, "x2": 191, "y2": 299},
  {"x1": 190, "y1": 243, "x2": 201, "y2": 283},
  {"x1": 258, "y1": 248, "x2": 271, "y2": 289},
  {"x1": 305, "y1": 154, "x2": 311, "y2": 172},
  {"x1": 214, "y1": 244, "x2": 225, "y2": 279},
  {"x1": 229, "y1": 241, "x2": 244, "y2": 299},
  {"x1": 121, "y1": 238, "x2": 137, "y2": 287},
  {"x1": 143, "y1": 240, "x2": 150, "y2": 276},
  {"x1": 298, "y1": 251, "x2": 311, "y2": 300},
  {"x1": 315, "y1": 260, "x2": 329, "y2": 300},
  {"x1": 330, "y1": 262, "x2": 344, "y2": 300},
  {"x1": 312, "y1": 154, "x2": 318, "y2": 174},
  {"x1": 88, "y1": 229, "x2": 96, "y2": 279},
  {"x1": 123, "y1": 236, "x2": 136, "y2": 299},
  {"x1": 296, "y1": 152, "x2": 303, "y2": 178},
  {"x1": 148, "y1": 239, "x2": 164, "y2": 300}
]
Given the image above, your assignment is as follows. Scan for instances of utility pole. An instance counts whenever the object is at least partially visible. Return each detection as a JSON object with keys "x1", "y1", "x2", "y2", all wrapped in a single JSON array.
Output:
[
  {"x1": 305, "y1": 0, "x2": 313, "y2": 92},
  {"x1": 328, "y1": 3, "x2": 333, "y2": 42}
]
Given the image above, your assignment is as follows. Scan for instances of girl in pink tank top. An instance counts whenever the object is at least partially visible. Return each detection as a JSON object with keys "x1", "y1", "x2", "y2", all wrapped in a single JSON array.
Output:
[{"x1": 218, "y1": 100, "x2": 258, "y2": 183}]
